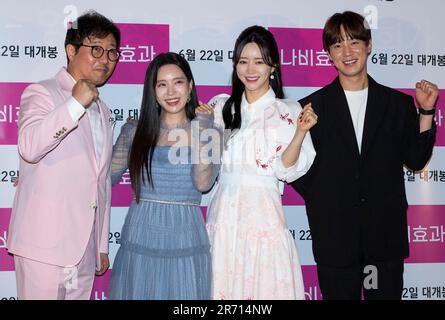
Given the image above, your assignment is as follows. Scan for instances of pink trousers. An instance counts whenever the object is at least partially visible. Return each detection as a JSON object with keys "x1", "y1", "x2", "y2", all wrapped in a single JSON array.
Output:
[{"x1": 14, "y1": 226, "x2": 96, "y2": 300}]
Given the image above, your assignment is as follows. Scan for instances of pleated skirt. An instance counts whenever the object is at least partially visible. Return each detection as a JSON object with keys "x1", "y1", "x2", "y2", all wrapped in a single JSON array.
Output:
[{"x1": 108, "y1": 200, "x2": 211, "y2": 300}]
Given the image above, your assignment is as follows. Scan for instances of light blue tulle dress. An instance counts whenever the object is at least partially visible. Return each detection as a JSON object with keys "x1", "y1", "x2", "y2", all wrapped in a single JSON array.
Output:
[{"x1": 108, "y1": 117, "x2": 220, "y2": 300}]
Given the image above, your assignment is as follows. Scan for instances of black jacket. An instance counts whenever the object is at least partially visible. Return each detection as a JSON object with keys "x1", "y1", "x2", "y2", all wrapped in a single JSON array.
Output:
[{"x1": 292, "y1": 75, "x2": 436, "y2": 267}]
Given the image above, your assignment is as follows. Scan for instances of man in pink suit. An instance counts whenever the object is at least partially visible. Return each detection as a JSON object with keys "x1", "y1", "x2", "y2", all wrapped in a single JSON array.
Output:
[{"x1": 7, "y1": 11, "x2": 120, "y2": 300}]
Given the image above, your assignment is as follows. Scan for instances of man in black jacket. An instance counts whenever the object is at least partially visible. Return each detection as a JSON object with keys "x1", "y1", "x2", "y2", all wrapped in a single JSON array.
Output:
[{"x1": 292, "y1": 11, "x2": 438, "y2": 300}]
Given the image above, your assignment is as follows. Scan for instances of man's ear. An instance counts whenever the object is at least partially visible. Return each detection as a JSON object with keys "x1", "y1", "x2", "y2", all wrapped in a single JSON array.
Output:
[
  {"x1": 66, "y1": 44, "x2": 77, "y2": 64},
  {"x1": 367, "y1": 40, "x2": 372, "y2": 55},
  {"x1": 327, "y1": 51, "x2": 333, "y2": 62}
]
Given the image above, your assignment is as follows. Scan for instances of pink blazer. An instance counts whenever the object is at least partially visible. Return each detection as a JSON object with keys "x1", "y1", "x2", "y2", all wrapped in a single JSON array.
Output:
[{"x1": 8, "y1": 68, "x2": 112, "y2": 269}]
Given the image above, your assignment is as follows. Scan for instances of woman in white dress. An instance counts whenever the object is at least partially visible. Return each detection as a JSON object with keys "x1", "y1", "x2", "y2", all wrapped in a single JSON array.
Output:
[{"x1": 197, "y1": 25, "x2": 318, "y2": 300}]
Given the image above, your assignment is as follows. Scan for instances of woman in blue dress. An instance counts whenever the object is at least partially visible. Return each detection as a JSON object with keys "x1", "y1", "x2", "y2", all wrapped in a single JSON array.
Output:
[{"x1": 108, "y1": 52, "x2": 221, "y2": 299}]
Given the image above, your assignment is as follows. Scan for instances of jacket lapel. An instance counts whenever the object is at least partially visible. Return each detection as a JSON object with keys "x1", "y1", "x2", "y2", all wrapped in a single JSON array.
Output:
[
  {"x1": 326, "y1": 77, "x2": 360, "y2": 157},
  {"x1": 80, "y1": 111, "x2": 99, "y2": 171},
  {"x1": 360, "y1": 76, "x2": 388, "y2": 157},
  {"x1": 96, "y1": 99, "x2": 112, "y2": 171},
  {"x1": 56, "y1": 68, "x2": 99, "y2": 171}
]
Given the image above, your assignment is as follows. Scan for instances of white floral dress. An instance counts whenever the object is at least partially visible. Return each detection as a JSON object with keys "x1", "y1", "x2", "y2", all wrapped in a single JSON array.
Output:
[{"x1": 206, "y1": 87, "x2": 316, "y2": 300}]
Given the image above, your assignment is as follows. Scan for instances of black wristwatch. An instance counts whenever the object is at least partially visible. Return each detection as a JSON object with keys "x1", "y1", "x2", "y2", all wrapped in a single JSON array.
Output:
[{"x1": 418, "y1": 107, "x2": 436, "y2": 115}]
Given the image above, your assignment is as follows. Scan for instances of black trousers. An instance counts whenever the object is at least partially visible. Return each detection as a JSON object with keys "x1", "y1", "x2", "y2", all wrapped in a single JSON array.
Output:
[{"x1": 317, "y1": 257, "x2": 404, "y2": 300}]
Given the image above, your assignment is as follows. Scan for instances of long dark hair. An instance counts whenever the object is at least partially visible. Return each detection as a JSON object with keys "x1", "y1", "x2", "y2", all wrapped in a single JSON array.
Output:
[
  {"x1": 129, "y1": 52, "x2": 198, "y2": 203},
  {"x1": 223, "y1": 25, "x2": 284, "y2": 130}
]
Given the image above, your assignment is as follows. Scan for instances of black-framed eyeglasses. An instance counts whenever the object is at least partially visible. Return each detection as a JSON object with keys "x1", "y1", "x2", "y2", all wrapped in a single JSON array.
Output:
[{"x1": 79, "y1": 44, "x2": 120, "y2": 62}]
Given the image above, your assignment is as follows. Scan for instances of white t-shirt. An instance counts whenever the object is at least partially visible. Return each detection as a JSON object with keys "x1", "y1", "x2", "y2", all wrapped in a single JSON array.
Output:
[{"x1": 344, "y1": 88, "x2": 368, "y2": 153}]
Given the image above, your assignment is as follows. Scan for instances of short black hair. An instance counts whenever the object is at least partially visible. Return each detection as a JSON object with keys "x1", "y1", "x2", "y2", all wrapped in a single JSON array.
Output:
[
  {"x1": 64, "y1": 10, "x2": 120, "y2": 63},
  {"x1": 323, "y1": 11, "x2": 371, "y2": 53}
]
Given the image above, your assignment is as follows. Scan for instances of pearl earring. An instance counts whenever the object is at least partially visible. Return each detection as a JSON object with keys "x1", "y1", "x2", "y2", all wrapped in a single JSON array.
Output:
[{"x1": 270, "y1": 74, "x2": 275, "y2": 80}]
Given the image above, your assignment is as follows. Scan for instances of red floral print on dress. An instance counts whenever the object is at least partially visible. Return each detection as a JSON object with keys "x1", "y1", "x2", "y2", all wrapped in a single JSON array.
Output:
[
  {"x1": 256, "y1": 145, "x2": 283, "y2": 170},
  {"x1": 280, "y1": 113, "x2": 294, "y2": 125}
]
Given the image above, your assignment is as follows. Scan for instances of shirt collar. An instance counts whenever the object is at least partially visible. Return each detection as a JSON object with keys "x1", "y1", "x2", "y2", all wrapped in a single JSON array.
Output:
[
  {"x1": 241, "y1": 87, "x2": 276, "y2": 113},
  {"x1": 56, "y1": 67, "x2": 77, "y2": 92},
  {"x1": 65, "y1": 67, "x2": 77, "y2": 84}
]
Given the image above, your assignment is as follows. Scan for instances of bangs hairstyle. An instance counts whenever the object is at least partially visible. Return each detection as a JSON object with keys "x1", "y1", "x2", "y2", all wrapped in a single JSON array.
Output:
[
  {"x1": 223, "y1": 25, "x2": 284, "y2": 130},
  {"x1": 232, "y1": 26, "x2": 279, "y2": 68},
  {"x1": 322, "y1": 11, "x2": 371, "y2": 52}
]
